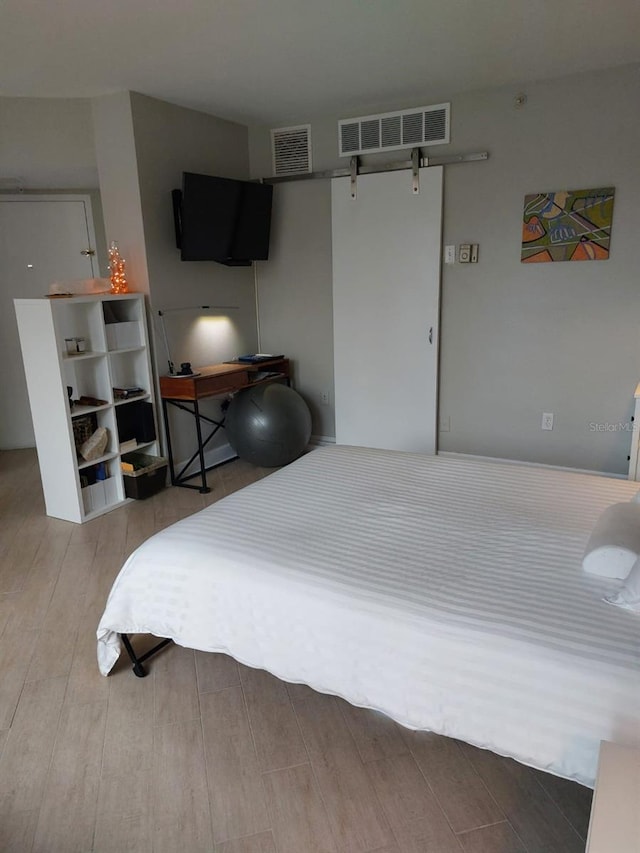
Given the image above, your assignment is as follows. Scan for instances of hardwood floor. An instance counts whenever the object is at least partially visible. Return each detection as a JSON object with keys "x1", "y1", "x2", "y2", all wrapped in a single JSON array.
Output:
[{"x1": 0, "y1": 449, "x2": 593, "y2": 852}]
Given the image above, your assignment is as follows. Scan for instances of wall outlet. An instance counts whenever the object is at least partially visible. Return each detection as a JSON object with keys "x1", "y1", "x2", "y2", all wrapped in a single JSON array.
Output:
[
  {"x1": 541, "y1": 412, "x2": 554, "y2": 430},
  {"x1": 439, "y1": 414, "x2": 451, "y2": 432},
  {"x1": 444, "y1": 245, "x2": 456, "y2": 265},
  {"x1": 320, "y1": 390, "x2": 330, "y2": 405}
]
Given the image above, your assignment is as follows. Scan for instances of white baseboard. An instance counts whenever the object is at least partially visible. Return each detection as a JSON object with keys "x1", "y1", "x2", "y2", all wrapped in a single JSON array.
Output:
[
  {"x1": 175, "y1": 441, "x2": 237, "y2": 479},
  {"x1": 309, "y1": 434, "x2": 336, "y2": 447},
  {"x1": 438, "y1": 450, "x2": 627, "y2": 479},
  {"x1": 177, "y1": 437, "x2": 336, "y2": 475}
]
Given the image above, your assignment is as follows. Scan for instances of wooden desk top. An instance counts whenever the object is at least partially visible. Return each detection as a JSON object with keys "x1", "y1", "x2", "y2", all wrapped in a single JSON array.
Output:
[{"x1": 160, "y1": 358, "x2": 289, "y2": 401}]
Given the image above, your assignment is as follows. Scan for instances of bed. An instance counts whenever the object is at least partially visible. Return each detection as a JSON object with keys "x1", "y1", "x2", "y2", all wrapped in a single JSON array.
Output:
[{"x1": 97, "y1": 445, "x2": 640, "y2": 787}]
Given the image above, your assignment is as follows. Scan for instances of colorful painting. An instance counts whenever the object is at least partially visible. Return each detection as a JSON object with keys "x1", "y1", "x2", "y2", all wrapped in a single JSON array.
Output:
[{"x1": 521, "y1": 187, "x2": 614, "y2": 263}]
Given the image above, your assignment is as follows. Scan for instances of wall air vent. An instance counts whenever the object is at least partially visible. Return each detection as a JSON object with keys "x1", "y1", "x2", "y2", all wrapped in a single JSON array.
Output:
[
  {"x1": 271, "y1": 124, "x2": 312, "y2": 176},
  {"x1": 338, "y1": 103, "x2": 450, "y2": 157}
]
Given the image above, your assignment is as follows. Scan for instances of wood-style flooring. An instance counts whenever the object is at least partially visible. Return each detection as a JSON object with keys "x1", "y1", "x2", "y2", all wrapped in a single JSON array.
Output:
[{"x1": 0, "y1": 448, "x2": 593, "y2": 852}]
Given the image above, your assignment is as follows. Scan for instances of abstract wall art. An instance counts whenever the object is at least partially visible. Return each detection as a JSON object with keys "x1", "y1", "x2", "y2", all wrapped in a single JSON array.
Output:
[{"x1": 521, "y1": 187, "x2": 615, "y2": 263}]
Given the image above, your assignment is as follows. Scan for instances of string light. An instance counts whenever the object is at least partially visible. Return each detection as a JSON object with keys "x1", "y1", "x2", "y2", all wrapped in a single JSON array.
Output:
[{"x1": 108, "y1": 241, "x2": 129, "y2": 294}]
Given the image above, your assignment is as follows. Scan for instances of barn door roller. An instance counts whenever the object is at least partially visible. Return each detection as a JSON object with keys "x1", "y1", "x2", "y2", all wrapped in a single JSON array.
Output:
[
  {"x1": 411, "y1": 149, "x2": 420, "y2": 195},
  {"x1": 349, "y1": 148, "x2": 422, "y2": 200},
  {"x1": 350, "y1": 156, "x2": 358, "y2": 200}
]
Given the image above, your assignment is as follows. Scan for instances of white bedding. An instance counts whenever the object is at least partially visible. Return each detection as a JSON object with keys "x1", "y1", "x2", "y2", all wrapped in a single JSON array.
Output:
[{"x1": 97, "y1": 446, "x2": 640, "y2": 786}]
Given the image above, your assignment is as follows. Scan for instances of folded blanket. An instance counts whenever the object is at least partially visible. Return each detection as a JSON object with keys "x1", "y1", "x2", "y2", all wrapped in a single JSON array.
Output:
[{"x1": 583, "y1": 502, "x2": 640, "y2": 579}]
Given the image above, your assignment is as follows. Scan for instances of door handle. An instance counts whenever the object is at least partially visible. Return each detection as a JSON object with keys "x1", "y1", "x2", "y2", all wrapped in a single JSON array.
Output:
[
  {"x1": 80, "y1": 249, "x2": 96, "y2": 256},
  {"x1": 428, "y1": 327, "x2": 433, "y2": 344}
]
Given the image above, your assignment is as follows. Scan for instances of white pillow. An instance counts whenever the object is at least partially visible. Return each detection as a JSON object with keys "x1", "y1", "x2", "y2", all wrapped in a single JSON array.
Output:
[
  {"x1": 582, "y1": 502, "x2": 640, "y2": 579},
  {"x1": 604, "y1": 556, "x2": 640, "y2": 612}
]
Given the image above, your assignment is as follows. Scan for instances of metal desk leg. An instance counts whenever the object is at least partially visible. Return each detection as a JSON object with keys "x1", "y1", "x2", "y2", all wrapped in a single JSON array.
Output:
[
  {"x1": 193, "y1": 399, "x2": 211, "y2": 494},
  {"x1": 162, "y1": 398, "x2": 177, "y2": 486}
]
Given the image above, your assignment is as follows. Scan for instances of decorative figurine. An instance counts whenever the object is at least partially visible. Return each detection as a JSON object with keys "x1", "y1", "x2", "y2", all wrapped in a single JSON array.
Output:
[{"x1": 108, "y1": 241, "x2": 129, "y2": 294}]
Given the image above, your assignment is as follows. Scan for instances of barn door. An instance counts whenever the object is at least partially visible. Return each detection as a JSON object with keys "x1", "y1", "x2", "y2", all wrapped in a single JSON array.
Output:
[
  {"x1": 331, "y1": 166, "x2": 443, "y2": 453},
  {"x1": 0, "y1": 195, "x2": 98, "y2": 448}
]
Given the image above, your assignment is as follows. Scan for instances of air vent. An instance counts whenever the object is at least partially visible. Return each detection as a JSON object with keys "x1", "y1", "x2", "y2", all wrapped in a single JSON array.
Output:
[
  {"x1": 271, "y1": 125, "x2": 312, "y2": 176},
  {"x1": 338, "y1": 104, "x2": 450, "y2": 157}
]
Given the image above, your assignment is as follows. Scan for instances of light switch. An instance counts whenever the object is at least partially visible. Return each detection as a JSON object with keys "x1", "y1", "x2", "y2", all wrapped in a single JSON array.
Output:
[
  {"x1": 459, "y1": 244, "x2": 471, "y2": 263},
  {"x1": 470, "y1": 244, "x2": 479, "y2": 263}
]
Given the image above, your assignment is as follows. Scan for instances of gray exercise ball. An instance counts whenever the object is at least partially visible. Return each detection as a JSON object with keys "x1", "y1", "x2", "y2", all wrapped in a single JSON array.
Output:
[{"x1": 225, "y1": 383, "x2": 312, "y2": 467}]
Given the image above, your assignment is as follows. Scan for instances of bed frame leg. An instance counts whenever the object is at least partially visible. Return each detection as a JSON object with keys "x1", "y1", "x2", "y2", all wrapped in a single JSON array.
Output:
[
  {"x1": 132, "y1": 662, "x2": 147, "y2": 678},
  {"x1": 121, "y1": 633, "x2": 147, "y2": 677},
  {"x1": 120, "y1": 633, "x2": 173, "y2": 678}
]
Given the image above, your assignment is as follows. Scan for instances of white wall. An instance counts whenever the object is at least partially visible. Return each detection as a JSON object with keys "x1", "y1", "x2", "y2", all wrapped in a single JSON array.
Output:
[
  {"x1": 92, "y1": 93, "x2": 151, "y2": 296},
  {"x1": 93, "y1": 92, "x2": 258, "y2": 468},
  {"x1": 0, "y1": 97, "x2": 107, "y2": 273},
  {"x1": 0, "y1": 97, "x2": 99, "y2": 189},
  {"x1": 1, "y1": 92, "x2": 257, "y2": 470},
  {"x1": 129, "y1": 93, "x2": 258, "y2": 467},
  {"x1": 129, "y1": 92, "x2": 255, "y2": 323},
  {"x1": 249, "y1": 63, "x2": 640, "y2": 474},
  {"x1": 437, "y1": 67, "x2": 640, "y2": 475},
  {"x1": 254, "y1": 180, "x2": 335, "y2": 439},
  {"x1": 0, "y1": 97, "x2": 108, "y2": 450}
]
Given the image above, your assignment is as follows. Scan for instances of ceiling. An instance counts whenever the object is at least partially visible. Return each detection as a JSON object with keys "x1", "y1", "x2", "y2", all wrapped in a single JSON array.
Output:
[{"x1": 2, "y1": 0, "x2": 639, "y2": 126}]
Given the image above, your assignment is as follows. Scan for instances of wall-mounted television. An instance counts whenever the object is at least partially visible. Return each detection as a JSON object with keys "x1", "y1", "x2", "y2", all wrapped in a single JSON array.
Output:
[{"x1": 172, "y1": 172, "x2": 273, "y2": 266}]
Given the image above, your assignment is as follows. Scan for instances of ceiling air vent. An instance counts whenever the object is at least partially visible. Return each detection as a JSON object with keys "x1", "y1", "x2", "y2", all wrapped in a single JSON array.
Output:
[
  {"x1": 338, "y1": 103, "x2": 450, "y2": 157},
  {"x1": 271, "y1": 124, "x2": 312, "y2": 176}
]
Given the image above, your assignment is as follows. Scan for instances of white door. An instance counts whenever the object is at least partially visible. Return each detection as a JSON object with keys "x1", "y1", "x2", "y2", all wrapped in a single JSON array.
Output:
[
  {"x1": 331, "y1": 166, "x2": 443, "y2": 452},
  {"x1": 0, "y1": 195, "x2": 98, "y2": 448}
]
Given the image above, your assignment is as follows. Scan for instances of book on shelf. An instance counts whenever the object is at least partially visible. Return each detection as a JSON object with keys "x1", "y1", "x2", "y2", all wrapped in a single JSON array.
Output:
[
  {"x1": 76, "y1": 395, "x2": 109, "y2": 408},
  {"x1": 226, "y1": 354, "x2": 285, "y2": 364},
  {"x1": 113, "y1": 387, "x2": 145, "y2": 400},
  {"x1": 119, "y1": 438, "x2": 138, "y2": 454}
]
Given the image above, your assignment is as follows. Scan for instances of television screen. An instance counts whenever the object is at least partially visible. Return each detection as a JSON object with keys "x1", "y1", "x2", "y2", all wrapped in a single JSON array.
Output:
[{"x1": 174, "y1": 172, "x2": 273, "y2": 265}]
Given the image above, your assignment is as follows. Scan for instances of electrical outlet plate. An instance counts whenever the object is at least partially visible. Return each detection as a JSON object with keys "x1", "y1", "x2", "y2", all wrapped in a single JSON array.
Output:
[
  {"x1": 542, "y1": 412, "x2": 554, "y2": 430},
  {"x1": 459, "y1": 244, "x2": 471, "y2": 263},
  {"x1": 439, "y1": 415, "x2": 451, "y2": 432},
  {"x1": 320, "y1": 390, "x2": 330, "y2": 405},
  {"x1": 444, "y1": 245, "x2": 455, "y2": 265}
]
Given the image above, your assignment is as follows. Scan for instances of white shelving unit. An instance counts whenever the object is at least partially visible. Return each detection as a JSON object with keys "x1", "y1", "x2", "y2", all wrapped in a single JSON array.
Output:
[{"x1": 14, "y1": 293, "x2": 159, "y2": 523}]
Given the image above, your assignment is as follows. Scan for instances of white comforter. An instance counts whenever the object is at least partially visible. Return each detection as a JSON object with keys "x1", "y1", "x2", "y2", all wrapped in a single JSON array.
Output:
[{"x1": 97, "y1": 446, "x2": 640, "y2": 786}]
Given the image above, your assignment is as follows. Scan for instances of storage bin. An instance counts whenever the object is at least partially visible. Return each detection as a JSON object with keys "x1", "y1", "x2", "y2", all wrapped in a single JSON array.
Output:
[
  {"x1": 82, "y1": 480, "x2": 107, "y2": 513},
  {"x1": 106, "y1": 321, "x2": 140, "y2": 350},
  {"x1": 122, "y1": 453, "x2": 167, "y2": 499}
]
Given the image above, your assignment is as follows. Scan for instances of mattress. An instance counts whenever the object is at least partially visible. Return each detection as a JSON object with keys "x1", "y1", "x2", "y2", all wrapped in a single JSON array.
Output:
[{"x1": 97, "y1": 445, "x2": 640, "y2": 786}]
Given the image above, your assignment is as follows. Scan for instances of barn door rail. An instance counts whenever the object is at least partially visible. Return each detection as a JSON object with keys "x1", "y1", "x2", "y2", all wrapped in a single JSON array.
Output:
[{"x1": 263, "y1": 150, "x2": 488, "y2": 186}]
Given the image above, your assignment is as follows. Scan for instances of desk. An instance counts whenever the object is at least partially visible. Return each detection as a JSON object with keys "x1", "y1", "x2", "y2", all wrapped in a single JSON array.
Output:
[{"x1": 160, "y1": 358, "x2": 290, "y2": 493}]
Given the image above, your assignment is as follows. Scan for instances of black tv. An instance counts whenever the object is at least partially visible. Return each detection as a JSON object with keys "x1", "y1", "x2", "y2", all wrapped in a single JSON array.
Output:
[{"x1": 172, "y1": 172, "x2": 273, "y2": 266}]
